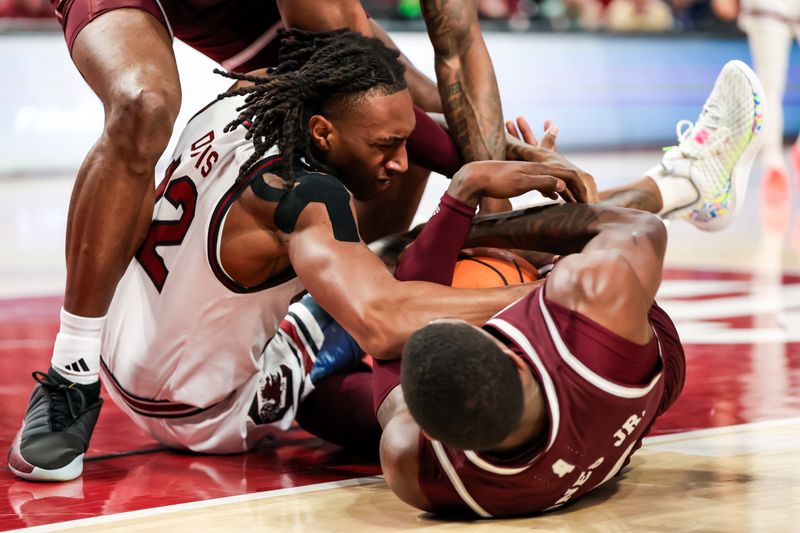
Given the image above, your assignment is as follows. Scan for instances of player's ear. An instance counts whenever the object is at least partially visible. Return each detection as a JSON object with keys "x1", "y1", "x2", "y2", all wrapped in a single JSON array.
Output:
[
  {"x1": 507, "y1": 351, "x2": 535, "y2": 391},
  {"x1": 507, "y1": 351, "x2": 528, "y2": 371},
  {"x1": 309, "y1": 115, "x2": 336, "y2": 152}
]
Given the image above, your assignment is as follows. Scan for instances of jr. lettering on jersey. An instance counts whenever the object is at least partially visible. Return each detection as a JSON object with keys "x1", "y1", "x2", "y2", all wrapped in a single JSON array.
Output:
[{"x1": 613, "y1": 410, "x2": 645, "y2": 447}]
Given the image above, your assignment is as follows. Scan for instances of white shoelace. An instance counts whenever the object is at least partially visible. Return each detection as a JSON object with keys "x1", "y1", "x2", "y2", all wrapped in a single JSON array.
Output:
[{"x1": 668, "y1": 102, "x2": 729, "y2": 161}]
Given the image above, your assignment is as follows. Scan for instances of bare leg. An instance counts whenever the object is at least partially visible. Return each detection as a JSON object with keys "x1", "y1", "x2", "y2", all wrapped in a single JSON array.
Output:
[
  {"x1": 599, "y1": 176, "x2": 663, "y2": 213},
  {"x1": 355, "y1": 163, "x2": 430, "y2": 243},
  {"x1": 65, "y1": 10, "x2": 181, "y2": 316},
  {"x1": 744, "y1": 18, "x2": 792, "y2": 170},
  {"x1": 48, "y1": 9, "x2": 182, "y2": 387}
]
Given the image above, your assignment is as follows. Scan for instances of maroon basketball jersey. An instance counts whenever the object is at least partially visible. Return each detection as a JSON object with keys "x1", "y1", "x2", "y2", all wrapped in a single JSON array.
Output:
[{"x1": 417, "y1": 285, "x2": 685, "y2": 517}]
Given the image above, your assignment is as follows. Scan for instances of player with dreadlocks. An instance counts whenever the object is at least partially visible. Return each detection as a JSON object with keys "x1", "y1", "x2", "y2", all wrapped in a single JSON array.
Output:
[
  {"x1": 8, "y1": 28, "x2": 569, "y2": 479},
  {"x1": 217, "y1": 28, "x2": 407, "y2": 191}
]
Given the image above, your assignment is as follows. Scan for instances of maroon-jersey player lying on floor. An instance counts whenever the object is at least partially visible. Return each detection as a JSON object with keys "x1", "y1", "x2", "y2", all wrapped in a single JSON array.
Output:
[{"x1": 369, "y1": 59, "x2": 763, "y2": 517}]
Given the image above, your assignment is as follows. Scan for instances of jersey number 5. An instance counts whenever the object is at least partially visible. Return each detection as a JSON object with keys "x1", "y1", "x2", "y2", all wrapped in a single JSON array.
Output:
[{"x1": 136, "y1": 176, "x2": 198, "y2": 292}]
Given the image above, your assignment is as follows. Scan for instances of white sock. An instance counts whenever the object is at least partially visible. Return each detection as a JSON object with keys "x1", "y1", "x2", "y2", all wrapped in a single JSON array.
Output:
[
  {"x1": 644, "y1": 164, "x2": 699, "y2": 216},
  {"x1": 50, "y1": 307, "x2": 106, "y2": 385}
]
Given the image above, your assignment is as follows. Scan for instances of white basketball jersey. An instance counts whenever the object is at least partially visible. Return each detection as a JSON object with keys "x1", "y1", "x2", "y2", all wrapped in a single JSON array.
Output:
[{"x1": 103, "y1": 95, "x2": 304, "y2": 410}]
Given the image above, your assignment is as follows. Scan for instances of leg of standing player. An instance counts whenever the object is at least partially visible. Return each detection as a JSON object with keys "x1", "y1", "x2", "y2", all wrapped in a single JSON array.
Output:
[
  {"x1": 8, "y1": 5, "x2": 181, "y2": 482},
  {"x1": 714, "y1": 0, "x2": 800, "y2": 188},
  {"x1": 741, "y1": 13, "x2": 793, "y2": 173},
  {"x1": 66, "y1": 8, "x2": 180, "y2": 322},
  {"x1": 793, "y1": 23, "x2": 800, "y2": 189}
]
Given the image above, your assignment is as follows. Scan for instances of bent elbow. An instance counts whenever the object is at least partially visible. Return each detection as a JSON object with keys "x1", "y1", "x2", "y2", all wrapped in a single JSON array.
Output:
[
  {"x1": 380, "y1": 414, "x2": 431, "y2": 512},
  {"x1": 348, "y1": 302, "x2": 398, "y2": 358},
  {"x1": 617, "y1": 210, "x2": 667, "y2": 255},
  {"x1": 639, "y1": 212, "x2": 668, "y2": 254}
]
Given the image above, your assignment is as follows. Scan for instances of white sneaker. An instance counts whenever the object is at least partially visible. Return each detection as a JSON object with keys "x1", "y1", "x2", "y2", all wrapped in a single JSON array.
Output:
[{"x1": 658, "y1": 60, "x2": 765, "y2": 232}]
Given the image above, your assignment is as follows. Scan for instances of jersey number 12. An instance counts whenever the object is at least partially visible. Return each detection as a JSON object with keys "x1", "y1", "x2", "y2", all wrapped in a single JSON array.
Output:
[{"x1": 136, "y1": 159, "x2": 198, "y2": 292}]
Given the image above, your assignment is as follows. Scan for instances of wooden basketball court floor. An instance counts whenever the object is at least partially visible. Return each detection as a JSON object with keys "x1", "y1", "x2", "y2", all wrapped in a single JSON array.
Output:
[{"x1": 1, "y1": 151, "x2": 799, "y2": 532}]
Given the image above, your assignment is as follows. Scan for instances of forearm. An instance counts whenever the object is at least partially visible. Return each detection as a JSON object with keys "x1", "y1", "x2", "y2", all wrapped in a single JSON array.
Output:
[
  {"x1": 465, "y1": 203, "x2": 666, "y2": 303},
  {"x1": 368, "y1": 280, "x2": 534, "y2": 358},
  {"x1": 421, "y1": 0, "x2": 505, "y2": 162},
  {"x1": 464, "y1": 204, "x2": 597, "y2": 255},
  {"x1": 405, "y1": 107, "x2": 463, "y2": 178},
  {"x1": 369, "y1": 19, "x2": 443, "y2": 113},
  {"x1": 394, "y1": 192, "x2": 476, "y2": 285},
  {"x1": 292, "y1": 229, "x2": 533, "y2": 360},
  {"x1": 392, "y1": 160, "x2": 558, "y2": 283},
  {"x1": 464, "y1": 203, "x2": 660, "y2": 257},
  {"x1": 434, "y1": 53, "x2": 505, "y2": 162}
]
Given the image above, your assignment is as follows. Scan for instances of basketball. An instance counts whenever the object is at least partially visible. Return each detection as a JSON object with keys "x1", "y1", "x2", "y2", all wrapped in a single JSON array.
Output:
[{"x1": 451, "y1": 248, "x2": 539, "y2": 288}]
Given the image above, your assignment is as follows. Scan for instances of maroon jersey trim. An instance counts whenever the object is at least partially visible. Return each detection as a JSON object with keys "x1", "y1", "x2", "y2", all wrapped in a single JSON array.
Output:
[
  {"x1": 206, "y1": 155, "x2": 298, "y2": 294},
  {"x1": 152, "y1": 0, "x2": 174, "y2": 39},
  {"x1": 462, "y1": 449, "x2": 532, "y2": 476},
  {"x1": 430, "y1": 440, "x2": 493, "y2": 518},
  {"x1": 536, "y1": 290, "x2": 664, "y2": 398},
  {"x1": 100, "y1": 359, "x2": 219, "y2": 419},
  {"x1": 484, "y1": 317, "x2": 561, "y2": 452},
  {"x1": 281, "y1": 312, "x2": 318, "y2": 373},
  {"x1": 589, "y1": 440, "x2": 637, "y2": 495}
]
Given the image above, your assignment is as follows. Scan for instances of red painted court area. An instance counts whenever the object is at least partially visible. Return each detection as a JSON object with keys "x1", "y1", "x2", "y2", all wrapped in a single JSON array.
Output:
[{"x1": 1, "y1": 267, "x2": 799, "y2": 530}]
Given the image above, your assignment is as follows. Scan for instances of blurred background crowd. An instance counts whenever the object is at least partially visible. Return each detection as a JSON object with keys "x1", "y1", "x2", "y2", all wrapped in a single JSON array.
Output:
[{"x1": 0, "y1": 0, "x2": 742, "y2": 33}]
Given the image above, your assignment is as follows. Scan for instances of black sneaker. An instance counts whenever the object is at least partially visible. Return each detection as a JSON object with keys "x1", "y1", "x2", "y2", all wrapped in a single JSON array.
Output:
[{"x1": 8, "y1": 368, "x2": 103, "y2": 481}]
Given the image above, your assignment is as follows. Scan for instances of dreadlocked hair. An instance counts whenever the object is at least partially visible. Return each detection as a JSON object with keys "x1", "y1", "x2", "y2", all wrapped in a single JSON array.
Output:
[{"x1": 215, "y1": 28, "x2": 407, "y2": 182}]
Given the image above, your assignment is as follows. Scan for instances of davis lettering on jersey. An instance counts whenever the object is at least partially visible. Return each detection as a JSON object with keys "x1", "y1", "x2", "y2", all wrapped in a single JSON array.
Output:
[
  {"x1": 613, "y1": 410, "x2": 646, "y2": 447},
  {"x1": 190, "y1": 130, "x2": 219, "y2": 178},
  {"x1": 549, "y1": 456, "x2": 605, "y2": 509}
]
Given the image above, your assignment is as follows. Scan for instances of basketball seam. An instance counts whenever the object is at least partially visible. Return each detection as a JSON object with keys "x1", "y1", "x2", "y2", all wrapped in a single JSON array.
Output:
[
  {"x1": 462, "y1": 257, "x2": 510, "y2": 286},
  {"x1": 509, "y1": 256, "x2": 525, "y2": 284}
]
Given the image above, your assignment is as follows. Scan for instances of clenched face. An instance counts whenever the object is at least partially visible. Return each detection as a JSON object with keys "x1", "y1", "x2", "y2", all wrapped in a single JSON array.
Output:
[{"x1": 310, "y1": 88, "x2": 416, "y2": 201}]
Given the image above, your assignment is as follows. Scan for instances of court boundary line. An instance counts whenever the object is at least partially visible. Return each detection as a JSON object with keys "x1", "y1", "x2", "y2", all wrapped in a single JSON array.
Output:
[
  {"x1": 8, "y1": 417, "x2": 800, "y2": 531},
  {"x1": 5, "y1": 476, "x2": 384, "y2": 533}
]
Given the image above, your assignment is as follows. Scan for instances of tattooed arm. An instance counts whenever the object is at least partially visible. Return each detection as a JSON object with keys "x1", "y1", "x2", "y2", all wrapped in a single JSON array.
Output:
[
  {"x1": 600, "y1": 189, "x2": 661, "y2": 213},
  {"x1": 420, "y1": 1, "x2": 514, "y2": 214},
  {"x1": 464, "y1": 202, "x2": 660, "y2": 259},
  {"x1": 598, "y1": 175, "x2": 663, "y2": 213},
  {"x1": 464, "y1": 204, "x2": 601, "y2": 255},
  {"x1": 420, "y1": 0, "x2": 505, "y2": 161},
  {"x1": 369, "y1": 19, "x2": 443, "y2": 114},
  {"x1": 467, "y1": 202, "x2": 667, "y2": 342}
]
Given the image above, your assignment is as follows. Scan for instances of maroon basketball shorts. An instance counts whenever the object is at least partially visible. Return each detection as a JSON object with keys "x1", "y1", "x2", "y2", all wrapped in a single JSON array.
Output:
[{"x1": 52, "y1": 0, "x2": 283, "y2": 72}]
